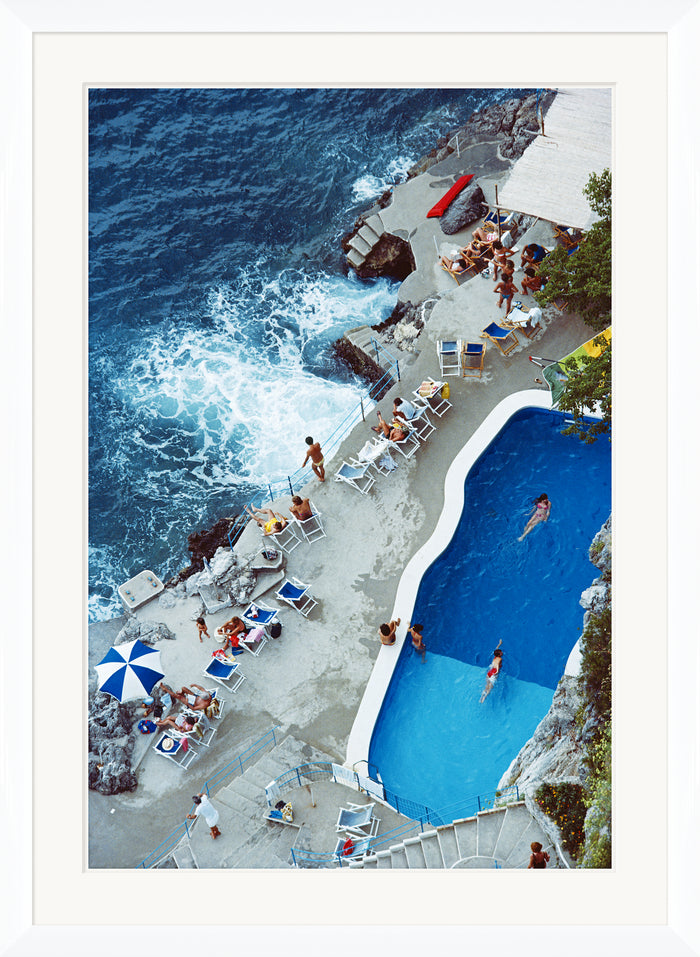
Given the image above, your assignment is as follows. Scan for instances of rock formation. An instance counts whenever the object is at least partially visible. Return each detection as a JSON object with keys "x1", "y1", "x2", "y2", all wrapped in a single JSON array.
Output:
[
  {"x1": 438, "y1": 181, "x2": 486, "y2": 235},
  {"x1": 341, "y1": 231, "x2": 415, "y2": 282},
  {"x1": 497, "y1": 514, "x2": 612, "y2": 863},
  {"x1": 114, "y1": 616, "x2": 175, "y2": 646},
  {"x1": 88, "y1": 692, "x2": 139, "y2": 794}
]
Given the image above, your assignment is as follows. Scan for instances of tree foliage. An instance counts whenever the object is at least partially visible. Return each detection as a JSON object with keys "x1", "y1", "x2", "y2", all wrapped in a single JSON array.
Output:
[
  {"x1": 535, "y1": 169, "x2": 611, "y2": 332},
  {"x1": 558, "y1": 337, "x2": 612, "y2": 443},
  {"x1": 578, "y1": 605, "x2": 612, "y2": 727},
  {"x1": 535, "y1": 169, "x2": 612, "y2": 442}
]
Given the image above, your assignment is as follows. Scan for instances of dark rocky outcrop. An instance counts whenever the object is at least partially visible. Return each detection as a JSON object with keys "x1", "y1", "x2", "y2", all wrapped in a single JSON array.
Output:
[
  {"x1": 165, "y1": 516, "x2": 238, "y2": 586},
  {"x1": 88, "y1": 692, "x2": 139, "y2": 795},
  {"x1": 348, "y1": 233, "x2": 415, "y2": 282},
  {"x1": 438, "y1": 181, "x2": 486, "y2": 235}
]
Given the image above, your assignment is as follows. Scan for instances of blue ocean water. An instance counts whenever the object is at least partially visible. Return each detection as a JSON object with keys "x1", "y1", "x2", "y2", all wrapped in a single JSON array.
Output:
[
  {"x1": 369, "y1": 408, "x2": 611, "y2": 811},
  {"x1": 88, "y1": 87, "x2": 524, "y2": 621}
]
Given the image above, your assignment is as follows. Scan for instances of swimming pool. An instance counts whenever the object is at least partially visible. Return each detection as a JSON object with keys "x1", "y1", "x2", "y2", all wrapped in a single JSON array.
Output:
[{"x1": 366, "y1": 403, "x2": 611, "y2": 812}]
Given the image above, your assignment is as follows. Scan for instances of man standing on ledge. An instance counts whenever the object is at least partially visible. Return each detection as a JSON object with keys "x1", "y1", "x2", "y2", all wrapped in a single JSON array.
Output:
[{"x1": 302, "y1": 436, "x2": 325, "y2": 482}]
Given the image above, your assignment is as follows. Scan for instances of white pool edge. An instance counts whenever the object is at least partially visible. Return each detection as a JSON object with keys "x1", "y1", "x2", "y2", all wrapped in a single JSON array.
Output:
[{"x1": 345, "y1": 388, "x2": 555, "y2": 772}]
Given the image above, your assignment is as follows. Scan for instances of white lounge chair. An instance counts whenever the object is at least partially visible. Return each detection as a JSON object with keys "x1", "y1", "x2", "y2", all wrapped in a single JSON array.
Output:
[
  {"x1": 238, "y1": 626, "x2": 269, "y2": 657},
  {"x1": 334, "y1": 834, "x2": 372, "y2": 861},
  {"x1": 334, "y1": 460, "x2": 375, "y2": 495},
  {"x1": 291, "y1": 501, "x2": 326, "y2": 544},
  {"x1": 381, "y1": 430, "x2": 420, "y2": 461},
  {"x1": 335, "y1": 802, "x2": 380, "y2": 838},
  {"x1": 275, "y1": 577, "x2": 318, "y2": 618},
  {"x1": 437, "y1": 339, "x2": 462, "y2": 376},
  {"x1": 176, "y1": 711, "x2": 217, "y2": 748},
  {"x1": 413, "y1": 378, "x2": 452, "y2": 417},
  {"x1": 266, "y1": 521, "x2": 303, "y2": 555}
]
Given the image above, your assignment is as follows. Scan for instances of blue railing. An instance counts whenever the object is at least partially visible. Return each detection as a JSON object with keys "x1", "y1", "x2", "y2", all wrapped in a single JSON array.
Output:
[
  {"x1": 226, "y1": 342, "x2": 401, "y2": 549},
  {"x1": 264, "y1": 760, "x2": 520, "y2": 867},
  {"x1": 135, "y1": 725, "x2": 281, "y2": 869}
]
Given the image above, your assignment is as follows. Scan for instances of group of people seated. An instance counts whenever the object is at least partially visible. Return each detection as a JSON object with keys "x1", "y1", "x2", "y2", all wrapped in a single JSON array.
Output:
[
  {"x1": 370, "y1": 396, "x2": 422, "y2": 444},
  {"x1": 245, "y1": 494, "x2": 315, "y2": 539}
]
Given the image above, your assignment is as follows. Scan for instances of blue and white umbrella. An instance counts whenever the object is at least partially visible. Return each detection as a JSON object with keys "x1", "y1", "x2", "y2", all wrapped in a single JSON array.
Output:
[{"x1": 95, "y1": 638, "x2": 165, "y2": 702}]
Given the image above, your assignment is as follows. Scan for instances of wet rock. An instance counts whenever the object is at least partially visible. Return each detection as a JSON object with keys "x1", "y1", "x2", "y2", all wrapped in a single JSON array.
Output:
[{"x1": 352, "y1": 233, "x2": 415, "y2": 282}]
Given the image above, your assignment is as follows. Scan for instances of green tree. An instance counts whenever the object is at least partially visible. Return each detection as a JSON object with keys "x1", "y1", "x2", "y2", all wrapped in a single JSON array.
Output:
[
  {"x1": 535, "y1": 169, "x2": 611, "y2": 332},
  {"x1": 536, "y1": 169, "x2": 612, "y2": 442}
]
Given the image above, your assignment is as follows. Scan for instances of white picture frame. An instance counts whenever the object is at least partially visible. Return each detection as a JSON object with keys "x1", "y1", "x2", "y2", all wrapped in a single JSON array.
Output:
[{"x1": 2, "y1": 2, "x2": 697, "y2": 953}]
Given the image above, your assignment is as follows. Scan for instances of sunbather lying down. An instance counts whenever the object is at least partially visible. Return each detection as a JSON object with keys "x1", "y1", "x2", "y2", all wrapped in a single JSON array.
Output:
[
  {"x1": 440, "y1": 253, "x2": 467, "y2": 273},
  {"x1": 244, "y1": 504, "x2": 288, "y2": 535},
  {"x1": 161, "y1": 683, "x2": 213, "y2": 711},
  {"x1": 372, "y1": 410, "x2": 410, "y2": 443}
]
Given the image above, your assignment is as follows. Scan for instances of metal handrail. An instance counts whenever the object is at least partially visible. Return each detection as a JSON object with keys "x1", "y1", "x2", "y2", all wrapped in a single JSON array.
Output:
[{"x1": 135, "y1": 725, "x2": 281, "y2": 868}]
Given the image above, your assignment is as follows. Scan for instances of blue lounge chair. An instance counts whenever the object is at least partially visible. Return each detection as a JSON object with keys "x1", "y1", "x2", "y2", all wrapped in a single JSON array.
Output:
[
  {"x1": 461, "y1": 342, "x2": 485, "y2": 378},
  {"x1": 242, "y1": 599, "x2": 279, "y2": 633},
  {"x1": 275, "y1": 577, "x2": 318, "y2": 618},
  {"x1": 481, "y1": 321, "x2": 519, "y2": 357},
  {"x1": 334, "y1": 461, "x2": 375, "y2": 495},
  {"x1": 202, "y1": 657, "x2": 247, "y2": 693},
  {"x1": 482, "y1": 208, "x2": 514, "y2": 231},
  {"x1": 153, "y1": 732, "x2": 199, "y2": 769}
]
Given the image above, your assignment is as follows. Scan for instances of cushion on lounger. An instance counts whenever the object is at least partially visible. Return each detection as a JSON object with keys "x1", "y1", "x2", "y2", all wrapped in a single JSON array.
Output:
[{"x1": 426, "y1": 174, "x2": 474, "y2": 218}]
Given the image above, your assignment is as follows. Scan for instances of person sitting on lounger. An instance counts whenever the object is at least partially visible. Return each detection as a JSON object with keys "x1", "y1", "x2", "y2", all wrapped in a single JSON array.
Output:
[
  {"x1": 471, "y1": 225, "x2": 499, "y2": 245},
  {"x1": 521, "y1": 266, "x2": 546, "y2": 295},
  {"x1": 480, "y1": 640, "x2": 503, "y2": 703},
  {"x1": 521, "y1": 243, "x2": 547, "y2": 267},
  {"x1": 379, "y1": 617, "x2": 401, "y2": 646},
  {"x1": 244, "y1": 504, "x2": 288, "y2": 536},
  {"x1": 155, "y1": 711, "x2": 196, "y2": 732},
  {"x1": 162, "y1": 683, "x2": 213, "y2": 711},
  {"x1": 216, "y1": 614, "x2": 246, "y2": 640},
  {"x1": 440, "y1": 253, "x2": 468, "y2": 274},
  {"x1": 289, "y1": 495, "x2": 313, "y2": 521},
  {"x1": 392, "y1": 397, "x2": 421, "y2": 423},
  {"x1": 372, "y1": 410, "x2": 410, "y2": 442}
]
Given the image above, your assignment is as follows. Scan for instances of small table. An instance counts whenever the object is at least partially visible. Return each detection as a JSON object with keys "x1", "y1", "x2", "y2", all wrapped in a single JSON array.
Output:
[{"x1": 118, "y1": 570, "x2": 164, "y2": 611}]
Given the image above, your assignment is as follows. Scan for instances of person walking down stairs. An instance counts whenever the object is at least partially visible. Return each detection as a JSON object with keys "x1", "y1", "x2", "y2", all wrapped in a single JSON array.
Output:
[{"x1": 187, "y1": 793, "x2": 221, "y2": 840}]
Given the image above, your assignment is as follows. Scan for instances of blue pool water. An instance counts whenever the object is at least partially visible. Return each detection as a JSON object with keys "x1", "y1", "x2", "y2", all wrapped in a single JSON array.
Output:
[{"x1": 368, "y1": 408, "x2": 611, "y2": 811}]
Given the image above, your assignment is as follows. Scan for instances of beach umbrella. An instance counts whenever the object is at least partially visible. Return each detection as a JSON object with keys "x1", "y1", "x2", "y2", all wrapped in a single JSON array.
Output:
[{"x1": 95, "y1": 638, "x2": 165, "y2": 702}]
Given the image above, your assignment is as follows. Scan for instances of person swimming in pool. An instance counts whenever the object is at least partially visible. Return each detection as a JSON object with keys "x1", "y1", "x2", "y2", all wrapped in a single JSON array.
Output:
[
  {"x1": 519, "y1": 493, "x2": 551, "y2": 541},
  {"x1": 479, "y1": 640, "x2": 503, "y2": 703}
]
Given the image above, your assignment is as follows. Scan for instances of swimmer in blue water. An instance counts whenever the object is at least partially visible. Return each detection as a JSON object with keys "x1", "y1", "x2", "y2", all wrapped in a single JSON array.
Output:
[
  {"x1": 480, "y1": 640, "x2": 503, "y2": 703},
  {"x1": 519, "y1": 493, "x2": 551, "y2": 541}
]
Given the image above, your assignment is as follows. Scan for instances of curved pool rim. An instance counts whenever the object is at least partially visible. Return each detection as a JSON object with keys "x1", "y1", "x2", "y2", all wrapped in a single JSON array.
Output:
[{"x1": 345, "y1": 387, "x2": 594, "y2": 773}]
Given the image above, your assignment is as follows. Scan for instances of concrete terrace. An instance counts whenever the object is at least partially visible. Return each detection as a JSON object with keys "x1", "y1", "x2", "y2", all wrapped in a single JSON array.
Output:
[{"x1": 88, "y1": 88, "x2": 604, "y2": 869}]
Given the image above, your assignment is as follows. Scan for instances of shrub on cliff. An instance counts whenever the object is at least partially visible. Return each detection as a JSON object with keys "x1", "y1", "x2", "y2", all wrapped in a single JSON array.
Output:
[
  {"x1": 534, "y1": 782, "x2": 587, "y2": 860},
  {"x1": 581, "y1": 724, "x2": 612, "y2": 868},
  {"x1": 578, "y1": 605, "x2": 612, "y2": 727}
]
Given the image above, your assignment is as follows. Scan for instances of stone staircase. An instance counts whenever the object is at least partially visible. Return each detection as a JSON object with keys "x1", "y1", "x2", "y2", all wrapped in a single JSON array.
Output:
[
  {"x1": 165, "y1": 733, "x2": 336, "y2": 869},
  {"x1": 346, "y1": 212, "x2": 387, "y2": 271},
  {"x1": 344, "y1": 324, "x2": 403, "y2": 375},
  {"x1": 348, "y1": 801, "x2": 562, "y2": 870}
]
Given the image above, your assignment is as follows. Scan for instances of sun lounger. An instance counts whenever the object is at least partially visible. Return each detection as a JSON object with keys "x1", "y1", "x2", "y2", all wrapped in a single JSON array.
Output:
[
  {"x1": 335, "y1": 802, "x2": 380, "y2": 838},
  {"x1": 461, "y1": 342, "x2": 485, "y2": 378},
  {"x1": 481, "y1": 321, "x2": 519, "y2": 357},
  {"x1": 202, "y1": 657, "x2": 247, "y2": 693},
  {"x1": 291, "y1": 501, "x2": 326, "y2": 544},
  {"x1": 437, "y1": 339, "x2": 462, "y2": 377},
  {"x1": 334, "y1": 834, "x2": 372, "y2": 861},
  {"x1": 412, "y1": 378, "x2": 452, "y2": 417},
  {"x1": 265, "y1": 521, "x2": 303, "y2": 555},
  {"x1": 153, "y1": 732, "x2": 199, "y2": 769},
  {"x1": 275, "y1": 577, "x2": 318, "y2": 618},
  {"x1": 242, "y1": 599, "x2": 280, "y2": 634},
  {"x1": 334, "y1": 460, "x2": 376, "y2": 495}
]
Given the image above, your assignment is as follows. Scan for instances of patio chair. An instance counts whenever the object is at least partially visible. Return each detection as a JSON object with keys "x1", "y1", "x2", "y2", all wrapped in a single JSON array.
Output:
[
  {"x1": 553, "y1": 224, "x2": 581, "y2": 250},
  {"x1": 238, "y1": 625, "x2": 269, "y2": 657},
  {"x1": 404, "y1": 405, "x2": 436, "y2": 442},
  {"x1": 440, "y1": 260, "x2": 468, "y2": 285},
  {"x1": 335, "y1": 802, "x2": 380, "y2": 838},
  {"x1": 481, "y1": 321, "x2": 519, "y2": 357},
  {"x1": 291, "y1": 501, "x2": 326, "y2": 544},
  {"x1": 265, "y1": 521, "x2": 303, "y2": 555},
  {"x1": 461, "y1": 342, "x2": 485, "y2": 378},
  {"x1": 202, "y1": 657, "x2": 247, "y2": 693},
  {"x1": 153, "y1": 732, "x2": 199, "y2": 770},
  {"x1": 242, "y1": 599, "x2": 280, "y2": 633},
  {"x1": 334, "y1": 834, "x2": 372, "y2": 862},
  {"x1": 334, "y1": 460, "x2": 376, "y2": 495},
  {"x1": 201, "y1": 691, "x2": 225, "y2": 721},
  {"x1": 436, "y1": 339, "x2": 462, "y2": 377},
  {"x1": 275, "y1": 577, "x2": 318, "y2": 618},
  {"x1": 412, "y1": 378, "x2": 452, "y2": 418},
  {"x1": 481, "y1": 207, "x2": 514, "y2": 232},
  {"x1": 383, "y1": 429, "x2": 421, "y2": 461},
  {"x1": 353, "y1": 447, "x2": 396, "y2": 477},
  {"x1": 176, "y1": 711, "x2": 217, "y2": 748}
]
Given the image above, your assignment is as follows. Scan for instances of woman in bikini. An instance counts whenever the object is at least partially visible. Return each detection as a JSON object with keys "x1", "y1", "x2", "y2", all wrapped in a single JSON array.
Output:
[{"x1": 519, "y1": 493, "x2": 551, "y2": 540}]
